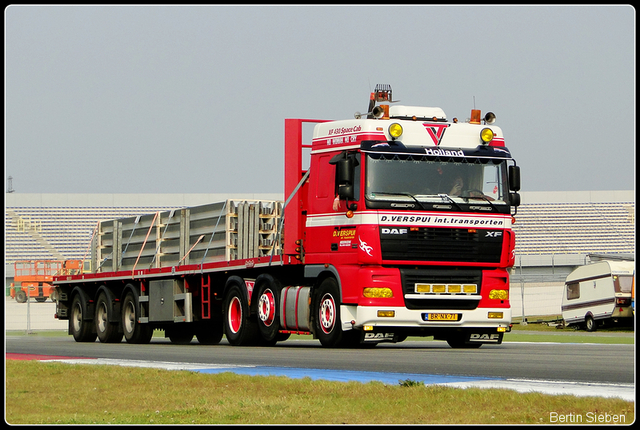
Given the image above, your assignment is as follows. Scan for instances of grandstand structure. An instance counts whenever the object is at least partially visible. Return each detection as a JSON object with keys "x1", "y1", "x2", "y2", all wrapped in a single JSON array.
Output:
[{"x1": 5, "y1": 191, "x2": 635, "y2": 285}]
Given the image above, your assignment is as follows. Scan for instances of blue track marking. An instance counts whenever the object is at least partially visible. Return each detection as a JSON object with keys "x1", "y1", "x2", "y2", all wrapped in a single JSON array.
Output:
[
  {"x1": 196, "y1": 366, "x2": 493, "y2": 385},
  {"x1": 30, "y1": 357, "x2": 635, "y2": 402}
]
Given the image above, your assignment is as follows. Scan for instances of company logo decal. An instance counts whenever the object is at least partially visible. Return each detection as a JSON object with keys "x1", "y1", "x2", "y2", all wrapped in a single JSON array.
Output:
[
  {"x1": 380, "y1": 214, "x2": 506, "y2": 227},
  {"x1": 333, "y1": 227, "x2": 356, "y2": 239},
  {"x1": 364, "y1": 333, "x2": 395, "y2": 342},
  {"x1": 358, "y1": 237, "x2": 373, "y2": 256},
  {"x1": 423, "y1": 123, "x2": 450, "y2": 146},
  {"x1": 469, "y1": 333, "x2": 501, "y2": 342}
]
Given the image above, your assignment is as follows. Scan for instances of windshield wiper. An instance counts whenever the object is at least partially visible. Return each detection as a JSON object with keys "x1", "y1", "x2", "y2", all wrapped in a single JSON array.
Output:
[
  {"x1": 370, "y1": 191, "x2": 426, "y2": 210},
  {"x1": 437, "y1": 194, "x2": 464, "y2": 211},
  {"x1": 463, "y1": 194, "x2": 497, "y2": 212}
]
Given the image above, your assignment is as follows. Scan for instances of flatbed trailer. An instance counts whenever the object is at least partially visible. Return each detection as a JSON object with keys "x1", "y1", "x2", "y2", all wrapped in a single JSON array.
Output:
[{"x1": 54, "y1": 85, "x2": 521, "y2": 348}]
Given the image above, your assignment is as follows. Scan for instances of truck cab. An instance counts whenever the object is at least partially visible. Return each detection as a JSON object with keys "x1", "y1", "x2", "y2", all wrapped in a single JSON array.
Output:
[{"x1": 286, "y1": 85, "x2": 522, "y2": 347}]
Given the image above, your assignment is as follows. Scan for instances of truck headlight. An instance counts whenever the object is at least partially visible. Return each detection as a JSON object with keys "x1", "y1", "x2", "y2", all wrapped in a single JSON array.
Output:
[
  {"x1": 363, "y1": 287, "x2": 393, "y2": 298},
  {"x1": 489, "y1": 289, "x2": 509, "y2": 300}
]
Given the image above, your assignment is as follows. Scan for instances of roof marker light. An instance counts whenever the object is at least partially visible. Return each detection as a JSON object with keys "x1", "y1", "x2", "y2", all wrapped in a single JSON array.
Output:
[{"x1": 470, "y1": 109, "x2": 482, "y2": 124}]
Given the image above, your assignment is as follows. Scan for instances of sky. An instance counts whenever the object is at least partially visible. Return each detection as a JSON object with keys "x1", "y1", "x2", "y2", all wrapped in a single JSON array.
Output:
[{"x1": 4, "y1": 5, "x2": 635, "y2": 195}]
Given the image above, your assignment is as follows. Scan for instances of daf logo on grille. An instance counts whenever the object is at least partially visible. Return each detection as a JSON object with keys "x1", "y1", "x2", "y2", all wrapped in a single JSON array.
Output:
[{"x1": 382, "y1": 228, "x2": 408, "y2": 235}]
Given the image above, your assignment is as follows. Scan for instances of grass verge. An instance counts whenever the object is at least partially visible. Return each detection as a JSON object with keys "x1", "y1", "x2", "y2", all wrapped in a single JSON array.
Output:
[{"x1": 5, "y1": 360, "x2": 634, "y2": 425}]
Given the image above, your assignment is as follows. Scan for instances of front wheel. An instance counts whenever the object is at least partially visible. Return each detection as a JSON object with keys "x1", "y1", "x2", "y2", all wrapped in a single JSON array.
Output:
[
  {"x1": 312, "y1": 278, "x2": 348, "y2": 348},
  {"x1": 446, "y1": 335, "x2": 482, "y2": 349},
  {"x1": 15, "y1": 289, "x2": 27, "y2": 303}
]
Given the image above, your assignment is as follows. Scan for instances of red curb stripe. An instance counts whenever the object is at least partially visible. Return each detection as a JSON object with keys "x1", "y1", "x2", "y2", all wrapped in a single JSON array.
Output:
[{"x1": 6, "y1": 353, "x2": 90, "y2": 361}]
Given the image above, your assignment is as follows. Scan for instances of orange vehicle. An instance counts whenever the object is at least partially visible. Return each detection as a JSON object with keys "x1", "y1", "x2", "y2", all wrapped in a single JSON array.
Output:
[{"x1": 10, "y1": 260, "x2": 83, "y2": 303}]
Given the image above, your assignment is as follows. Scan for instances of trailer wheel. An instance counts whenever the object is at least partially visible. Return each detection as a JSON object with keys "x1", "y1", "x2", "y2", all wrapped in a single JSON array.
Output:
[
  {"x1": 122, "y1": 292, "x2": 153, "y2": 344},
  {"x1": 585, "y1": 315, "x2": 597, "y2": 332},
  {"x1": 195, "y1": 315, "x2": 224, "y2": 345},
  {"x1": 223, "y1": 283, "x2": 259, "y2": 346},
  {"x1": 95, "y1": 293, "x2": 123, "y2": 343},
  {"x1": 312, "y1": 278, "x2": 347, "y2": 348},
  {"x1": 255, "y1": 277, "x2": 282, "y2": 344},
  {"x1": 70, "y1": 294, "x2": 97, "y2": 342},
  {"x1": 166, "y1": 329, "x2": 194, "y2": 344}
]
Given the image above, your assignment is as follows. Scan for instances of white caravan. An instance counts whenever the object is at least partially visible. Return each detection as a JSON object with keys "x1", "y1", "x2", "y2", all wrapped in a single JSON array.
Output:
[{"x1": 562, "y1": 261, "x2": 635, "y2": 331}]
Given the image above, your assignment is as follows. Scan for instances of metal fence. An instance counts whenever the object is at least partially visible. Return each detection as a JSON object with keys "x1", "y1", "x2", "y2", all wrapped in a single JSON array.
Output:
[{"x1": 510, "y1": 273, "x2": 566, "y2": 321}]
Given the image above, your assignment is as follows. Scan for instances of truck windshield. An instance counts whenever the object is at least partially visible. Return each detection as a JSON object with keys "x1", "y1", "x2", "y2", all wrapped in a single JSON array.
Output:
[{"x1": 364, "y1": 152, "x2": 510, "y2": 211}]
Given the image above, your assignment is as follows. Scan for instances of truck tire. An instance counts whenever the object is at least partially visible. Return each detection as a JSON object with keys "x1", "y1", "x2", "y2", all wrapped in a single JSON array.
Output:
[
  {"x1": 446, "y1": 336, "x2": 482, "y2": 349},
  {"x1": 255, "y1": 276, "x2": 283, "y2": 344},
  {"x1": 122, "y1": 292, "x2": 153, "y2": 344},
  {"x1": 70, "y1": 294, "x2": 97, "y2": 342},
  {"x1": 166, "y1": 329, "x2": 194, "y2": 344},
  {"x1": 195, "y1": 320, "x2": 224, "y2": 345},
  {"x1": 223, "y1": 283, "x2": 259, "y2": 346},
  {"x1": 312, "y1": 277, "x2": 348, "y2": 348},
  {"x1": 95, "y1": 292, "x2": 123, "y2": 343}
]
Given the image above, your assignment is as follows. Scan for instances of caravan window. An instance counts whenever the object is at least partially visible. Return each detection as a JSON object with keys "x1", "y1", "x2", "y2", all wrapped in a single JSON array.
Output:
[
  {"x1": 613, "y1": 275, "x2": 633, "y2": 293},
  {"x1": 566, "y1": 282, "x2": 580, "y2": 300}
]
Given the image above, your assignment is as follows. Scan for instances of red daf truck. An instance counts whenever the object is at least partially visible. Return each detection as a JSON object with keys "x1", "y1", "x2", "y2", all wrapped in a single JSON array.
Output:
[{"x1": 53, "y1": 85, "x2": 521, "y2": 348}]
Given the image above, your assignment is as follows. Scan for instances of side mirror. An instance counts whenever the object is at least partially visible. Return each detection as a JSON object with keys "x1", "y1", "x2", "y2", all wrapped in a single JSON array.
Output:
[
  {"x1": 336, "y1": 157, "x2": 353, "y2": 187},
  {"x1": 508, "y1": 165, "x2": 521, "y2": 192},
  {"x1": 509, "y1": 192, "x2": 521, "y2": 207},
  {"x1": 330, "y1": 151, "x2": 357, "y2": 201},
  {"x1": 338, "y1": 184, "x2": 355, "y2": 200}
]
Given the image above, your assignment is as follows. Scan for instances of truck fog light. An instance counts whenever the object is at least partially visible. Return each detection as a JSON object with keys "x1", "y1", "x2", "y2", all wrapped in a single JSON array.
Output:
[
  {"x1": 463, "y1": 284, "x2": 478, "y2": 294},
  {"x1": 388, "y1": 123, "x2": 403, "y2": 139},
  {"x1": 377, "y1": 310, "x2": 395, "y2": 318},
  {"x1": 480, "y1": 127, "x2": 494, "y2": 144},
  {"x1": 488, "y1": 312, "x2": 504, "y2": 319}
]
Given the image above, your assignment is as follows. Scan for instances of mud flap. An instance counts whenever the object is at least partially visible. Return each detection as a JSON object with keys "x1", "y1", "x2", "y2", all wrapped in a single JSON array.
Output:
[
  {"x1": 361, "y1": 331, "x2": 400, "y2": 344},
  {"x1": 466, "y1": 331, "x2": 504, "y2": 344}
]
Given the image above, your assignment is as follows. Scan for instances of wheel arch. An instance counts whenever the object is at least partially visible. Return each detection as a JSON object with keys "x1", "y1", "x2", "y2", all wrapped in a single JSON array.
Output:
[
  {"x1": 223, "y1": 275, "x2": 250, "y2": 300},
  {"x1": 305, "y1": 264, "x2": 342, "y2": 302}
]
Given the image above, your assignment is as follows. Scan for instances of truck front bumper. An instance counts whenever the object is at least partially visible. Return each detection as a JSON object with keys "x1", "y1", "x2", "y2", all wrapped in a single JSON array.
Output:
[{"x1": 340, "y1": 305, "x2": 511, "y2": 331}]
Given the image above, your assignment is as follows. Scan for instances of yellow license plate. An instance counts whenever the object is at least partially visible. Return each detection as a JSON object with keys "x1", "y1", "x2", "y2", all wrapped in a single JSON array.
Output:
[{"x1": 424, "y1": 313, "x2": 460, "y2": 321}]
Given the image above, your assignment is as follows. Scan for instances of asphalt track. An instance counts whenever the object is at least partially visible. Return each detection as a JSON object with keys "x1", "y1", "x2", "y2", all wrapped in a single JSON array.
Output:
[
  {"x1": 5, "y1": 297, "x2": 635, "y2": 401},
  {"x1": 5, "y1": 335, "x2": 635, "y2": 402}
]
